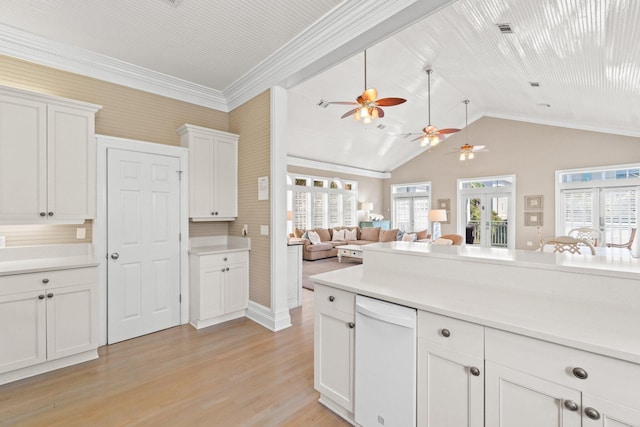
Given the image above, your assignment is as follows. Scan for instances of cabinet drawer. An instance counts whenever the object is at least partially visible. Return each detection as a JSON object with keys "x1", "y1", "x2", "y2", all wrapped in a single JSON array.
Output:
[
  {"x1": 315, "y1": 284, "x2": 355, "y2": 316},
  {"x1": 418, "y1": 310, "x2": 484, "y2": 358},
  {"x1": 486, "y1": 328, "x2": 640, "y2": 409},
  {"x1": 197, "y1": 251, "x2": 248, "y2": 268},
  {"x1": 0, "y1": 267, "x2": 97, "y2": 295}
]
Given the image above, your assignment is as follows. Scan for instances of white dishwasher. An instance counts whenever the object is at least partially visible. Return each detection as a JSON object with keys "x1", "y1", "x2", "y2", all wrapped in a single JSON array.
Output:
[{"x1": 355, "y1": 295, "x2": 417, "y2": 427}]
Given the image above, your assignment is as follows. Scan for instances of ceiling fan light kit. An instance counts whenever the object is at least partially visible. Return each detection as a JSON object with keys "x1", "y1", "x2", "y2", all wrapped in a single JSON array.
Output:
[
  {"x1": 458, "y1": 99, "x2": 487, "y2": 161},
  {"x1": 328, "y1": 50, "x2": 406, "y2": 124}
]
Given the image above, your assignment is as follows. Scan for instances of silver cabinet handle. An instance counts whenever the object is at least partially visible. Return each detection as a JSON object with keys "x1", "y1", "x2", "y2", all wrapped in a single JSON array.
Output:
[
  {"x1": 563, "y1": 400, "x2": 579, "y2": 411},
  {"x1": 328, "y1": 296, "x2": 335, "y2": 302},
  {"x1": 347, "y1": 322, "x2": 355, "y2": 329},
  {"x1": 48, "y1": 212, "x2": 54, "y2": 216},
  {"x1": 38, "y1": 295, "x2": 45, "y2": 300},
  {"x1": 111, "y1": 253, "x2": 120, "y2": 260},
  {"x1": 40, "y1": 212, "x2": 46, "y2": 217},
  {"x1": 47, "y1": 293, "x2": 53, "y2": 298},
  {"x1": 469, "y1": 366, "x2": 480, "y2": 376},
  {"x1": 441, "y1": 328, "x2": 451, "y2": 338},
  {"x1": 226, "y1": 267, "x2": 229, "y2": 271},
  {"x1": 572, "y1": 367, "x2": 588, "y2": 379},
  {"x1": 42, "y1": 278, "x2": 49, "y2": 284},
  {"x1": 584, "y1": 407, "x2": 600, "y2": 420}
]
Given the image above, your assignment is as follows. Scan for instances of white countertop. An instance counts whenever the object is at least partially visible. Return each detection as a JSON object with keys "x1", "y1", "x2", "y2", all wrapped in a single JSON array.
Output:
[
  {"x1": 311, "y1": 243, "x2": 640, "y2": 364},
  {"x1": 188, "y1": 235, "x2": 250, "y2": 256},
  {"x1": 0, "y1": 244, "x2": 98, "y2": 276}
]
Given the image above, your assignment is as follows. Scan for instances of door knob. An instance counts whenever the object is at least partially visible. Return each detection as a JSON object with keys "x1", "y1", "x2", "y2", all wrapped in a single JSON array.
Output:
[{"x1": 111, "y1": 253, "x2": 120, "y2": 260}]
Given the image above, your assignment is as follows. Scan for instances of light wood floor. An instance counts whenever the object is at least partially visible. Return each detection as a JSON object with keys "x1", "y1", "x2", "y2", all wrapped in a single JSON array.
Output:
[{"x1": 0, "y1": 289, "x2": 350, "y2": 427}]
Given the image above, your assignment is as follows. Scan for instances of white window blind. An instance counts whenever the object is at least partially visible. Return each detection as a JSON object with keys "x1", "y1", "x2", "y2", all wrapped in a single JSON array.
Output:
[{"x1": 561, "y1": 189, "x2": 593, "y2": 234}]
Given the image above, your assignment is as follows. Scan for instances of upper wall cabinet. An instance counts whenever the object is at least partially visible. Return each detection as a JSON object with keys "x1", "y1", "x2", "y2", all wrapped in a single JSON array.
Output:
[
  {"x1": 0, "y1": 86, "x2": 101, "y2": 224},
  {"x1": 178, "y1": 124, "x2": 238, "y2": 221}
]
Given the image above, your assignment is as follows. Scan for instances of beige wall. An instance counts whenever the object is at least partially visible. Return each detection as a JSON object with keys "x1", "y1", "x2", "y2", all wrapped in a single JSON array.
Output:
[
  {"x1": 229, "y1": 90, "x2": 271, "y2": 308},
  {"x1": 0, "y1": 54, "x2": 231, "y2": 243},
  {"x1": 388, "y1": 116, "x2": 640, "y2": 249},
  {"x1": 287, "y1": 165, "x2": 385, "y2": 223},
  {"x1": 0, "y1": 222, "x2": 92, "y2": 247}
]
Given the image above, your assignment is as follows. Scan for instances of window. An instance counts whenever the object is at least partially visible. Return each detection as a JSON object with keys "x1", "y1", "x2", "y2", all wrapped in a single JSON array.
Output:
[
  {"x1": 557, "y1": 164, "x2": 639, "y2": 249},
  {"x1": 287, "y1": 173, "x2": 357, "y2": 231},
  {"x1": 391, "y1": 183, "x2": 431, "y2": 232}
]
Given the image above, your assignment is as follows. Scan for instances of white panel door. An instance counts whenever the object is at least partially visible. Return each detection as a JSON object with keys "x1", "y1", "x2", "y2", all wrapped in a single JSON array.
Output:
[{"x1": 107, "y1": 148, "x2": 181, "y2": 344}]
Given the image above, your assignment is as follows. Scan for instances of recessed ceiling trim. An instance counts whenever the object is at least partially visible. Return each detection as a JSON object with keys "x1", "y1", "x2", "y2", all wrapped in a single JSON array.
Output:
[
  {"x1": 0, "y1": 23, "x2": 227, "y2": 110},
  {"x1": 287, "y1": 156, "x2": 391, "y2": 179}
]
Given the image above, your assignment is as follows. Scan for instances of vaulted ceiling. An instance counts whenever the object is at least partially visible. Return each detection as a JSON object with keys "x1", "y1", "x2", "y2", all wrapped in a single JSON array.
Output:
[{"x1": 1, "y1": 0, "x2": 638, "y2": 174}]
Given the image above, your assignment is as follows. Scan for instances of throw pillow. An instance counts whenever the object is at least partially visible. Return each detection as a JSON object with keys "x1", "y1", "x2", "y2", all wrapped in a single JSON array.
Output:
[
  {"x1": 345, "y1": 228, "x2": 358, "y2": 241},
  {"x1": 294, "y1": 228, "x2": 305, "y2": 238},
  {"x1": 360, "y1": 227, "x2": 380, "y2": 241},
  {"x1": 416, "y1": 229, "x2": 429, "y2": 240},
  {"x1": 379, "y1": 229, "x2": 399, "y2": 242},
  {"x1": 315, "y1": 228, "x2": 331, "y2": 242},
  {"x1": 402, "y1": 233, "x2": 417, "y2": 242},
  {"x1": 301, "y1": 231, "x2": 309, "y2": 240},
  {"x1": 397, "y1": 230, "x2": 405, "y2": 241},
  {"x1": 332, "y1": 229, "x2": 346, "y2": 241},
  {"x1": 307, "y1": 230, "x2": 321, "y2": 245}
]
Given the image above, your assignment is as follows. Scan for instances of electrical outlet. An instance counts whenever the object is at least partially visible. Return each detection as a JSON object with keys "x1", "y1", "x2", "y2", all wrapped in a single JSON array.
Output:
[
  {"x1": 76, "y1": 228, "x2": 86, "y2": 239},
  {"x1": 526, "y1": 241, "x2": 533, "y2": 247}
]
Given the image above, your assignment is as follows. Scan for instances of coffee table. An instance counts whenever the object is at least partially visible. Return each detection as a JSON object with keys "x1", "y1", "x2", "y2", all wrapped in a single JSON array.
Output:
[{"x1": 336, "y1": 244, "x2": 364, "y2": 262}]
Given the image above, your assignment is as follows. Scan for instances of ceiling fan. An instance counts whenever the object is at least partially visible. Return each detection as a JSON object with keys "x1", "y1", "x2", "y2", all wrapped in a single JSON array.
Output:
[
  {"x1": 412, "y1": 68, "x2": 460, "y2": 147},
  {"x1": 327, "y1": 50, "x2": 406, "y2": 124},
  {"x1": 455, "y1": 99, "x2": 488, "y2": 160}
]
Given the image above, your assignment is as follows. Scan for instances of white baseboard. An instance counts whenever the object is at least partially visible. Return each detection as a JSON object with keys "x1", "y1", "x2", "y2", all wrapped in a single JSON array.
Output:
[
  {"x1": 318, "y1": 395, "x2": 358, "y2": 426},
  {"x1": 246, "y1": 300, "x2": 292, "y2": 331},
  {"x1": 0, "y1": 350, "x2": 98, "y2": 386}
]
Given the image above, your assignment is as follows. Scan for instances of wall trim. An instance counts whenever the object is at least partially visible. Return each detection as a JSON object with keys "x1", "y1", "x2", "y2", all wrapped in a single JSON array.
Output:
[
  {"x1": 288, "y1": 156, "x2": 391, "y2": 179},
  {"x1": 246, "y1": 301, "x2": 292, "y2": 332}
]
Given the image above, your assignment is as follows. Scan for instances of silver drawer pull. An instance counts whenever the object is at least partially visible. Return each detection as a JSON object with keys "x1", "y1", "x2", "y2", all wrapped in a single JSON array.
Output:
[
  {"x1": 563, "y1": 400, "x2": 579, "y2": 411},
  {"x1": 328, "y1": 296, "x2": 335, "y2": 302},
  {"x1": 469, "y1": 366, "x2": 480, "y2": 376},
  {"x1": 572, "y1": 367, "x2": 588, "y2": 380},
  {"x1": 584, "y1": 407, "x2": 600, "y2": 420},
  {"x1": 440, "y1": 328, "x2": 451, "y2": 338}
]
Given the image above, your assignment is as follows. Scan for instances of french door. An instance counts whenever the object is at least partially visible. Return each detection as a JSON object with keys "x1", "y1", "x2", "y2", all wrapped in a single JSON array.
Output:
[
  {"x1": 559, "y1": 186, "x2": 638, "y2": 249},
  {"x1": 458, "y1": 176, "x2": 515, "y2": 249}
]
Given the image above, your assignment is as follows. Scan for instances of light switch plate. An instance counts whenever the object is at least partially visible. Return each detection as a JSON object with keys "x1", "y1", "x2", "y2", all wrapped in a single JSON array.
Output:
[
  {"x1": 260, "y1": 225, "x2": 269, "y2": 236},
  {"x1": 76, "y1": 228, "x2": 86, "y2": 239}
]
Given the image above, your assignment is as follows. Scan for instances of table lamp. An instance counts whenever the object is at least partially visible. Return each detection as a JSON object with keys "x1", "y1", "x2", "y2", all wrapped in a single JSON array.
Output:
[{"x1": 428, "y1": 209, "x2": 447, "y2": 240}]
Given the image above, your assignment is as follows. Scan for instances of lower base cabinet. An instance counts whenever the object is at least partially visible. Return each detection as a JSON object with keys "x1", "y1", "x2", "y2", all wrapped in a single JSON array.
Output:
[
  {"x1": 189, "y1": 250, "x2": 249, "y2": 329},
  {"x1": 314, "y1": 284, "x2": 640, "y2": 427},
  {"x1": 0, "y1": 267, "x2": 98, "y2": 384},
  {"x1": 314, "y1": 284, "x2": 355, "y2": 421}
]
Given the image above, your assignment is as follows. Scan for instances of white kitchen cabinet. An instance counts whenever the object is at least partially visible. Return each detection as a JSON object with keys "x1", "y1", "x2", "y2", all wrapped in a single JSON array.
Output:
[
  {"x1": 0, "y1": 267, "x2": 98, "y2": 384},
  {"x1": 0, "y1": 86, "x2": 100, "y2": 223},
  {"x1": 417, "y1": 311, "x2": 484, "y2": 427},
  {"x1": 287, "y1": 244, "x2": 302, "y2": 308},
  {"x1": 189, "y1": 250, "x2": 249, "y2": 329},
  {"x1": 314, "y1": 284, "x2": 355, "y2": 421},
  {"x1": 485, "y1": 328, "x2": 640, "y2": 427},
  {"x1": 178, "y1": 124, "x2": 238, "y2": 221}
]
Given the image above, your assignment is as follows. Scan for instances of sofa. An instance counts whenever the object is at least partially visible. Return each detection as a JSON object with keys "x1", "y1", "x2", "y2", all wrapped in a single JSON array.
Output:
[{"x1": 293, "y1": 227, "x2": 430, "y2": 261}]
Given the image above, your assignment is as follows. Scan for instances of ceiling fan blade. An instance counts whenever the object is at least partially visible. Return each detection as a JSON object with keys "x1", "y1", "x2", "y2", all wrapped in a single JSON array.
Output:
[
  {"x1": 437, "y1": 128, "x2": 461, "y2": 135},
  {"x1": 327, "y1": 101, "x2": 359, "y2": 105},
  {"x1": 375, "y1": 97, "x2": 407, "y2": 107},
  {"x1": 473, "y1": 145, "x2": 487, "y2": 151},
  {"x1": 362, "y1": 88, "x2": 378, "y2": 102},
  {"x1": 411, "y1": 135, "x2": 424, "y2": 142},
  {"x1": 340, "y1": 108, "x2": 358, "y2": 119},
  {"x1": 373, "y1": 107, "x2": 385, "y2": 118}
]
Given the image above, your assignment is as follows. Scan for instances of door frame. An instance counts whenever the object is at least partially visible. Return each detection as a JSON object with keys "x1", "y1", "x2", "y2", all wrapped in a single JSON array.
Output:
[{"x1": 95, "y1": 135, "x2": 189, "y2": 346}]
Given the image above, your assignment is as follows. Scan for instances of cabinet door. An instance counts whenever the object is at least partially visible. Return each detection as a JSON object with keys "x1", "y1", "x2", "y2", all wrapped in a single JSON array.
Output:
[
  {"x1": 188, "y1": 134, "x2": 215, "y2": 219},
  {"x1": 582, "y1": 393, "x2": 640, "y2": 427},
  {"x1": 212, "y1": 135, "x2": 237, "y2": 218},
  {"x1": 0, "y1": 290, "x2": 47, "y2": 373},
  {"x1": 0, "y1": 95, "x2": 47, "y2": 221},
  {"x1": 485, "y1": 361, "x2": 582, "y2": 427},
  {"x1": 417, "y1": 340, "x2": 483, "y2": 427},
  {"x1": 200, "y1": 267, "x2": 224, "y2": 319},
  {"x1": 47, "y1": 105, "x2": 95, "y2": 220},
  {"x1": 314, "y1": 305, "x2": 355, "y2": 412},
  {"x1": 46, "y1": 283, "x2": 98, "y2": 360},
  {"x1": 224, "y1": 262, "x2": 248, "y2": 313}
]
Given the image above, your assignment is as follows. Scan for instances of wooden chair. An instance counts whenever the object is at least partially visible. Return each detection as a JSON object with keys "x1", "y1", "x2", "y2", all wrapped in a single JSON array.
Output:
[
  {"x1": 606, "y1": 227, "x2": 636, "y2": 250},
  {"x1": 536, "y1": 226, "x2": 548, "y2": 251},
  {"x1": 568, "y1": 227, "x2": 601, "y2": 247},
  {"x1": 546, "y1": 236, "x2": 595, "y2": 255}
]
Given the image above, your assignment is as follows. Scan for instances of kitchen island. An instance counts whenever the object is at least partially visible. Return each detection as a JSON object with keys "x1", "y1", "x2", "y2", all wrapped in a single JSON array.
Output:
[{"x1": 311, "y1": 241, "x2": 640, "y2": 426}]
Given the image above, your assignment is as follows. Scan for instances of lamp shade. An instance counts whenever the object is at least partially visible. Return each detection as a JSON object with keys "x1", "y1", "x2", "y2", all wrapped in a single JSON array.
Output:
[
  {"x1": 428, "y1": 209, "x2": 447, "y2": 222},
  {"x1": 361, "y1": 201, "x2": 373, "y2": 211}
]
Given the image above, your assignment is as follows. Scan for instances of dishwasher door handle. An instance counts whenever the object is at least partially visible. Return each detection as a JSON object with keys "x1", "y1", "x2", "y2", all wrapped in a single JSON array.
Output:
[{"x1": 356, "y1": 303, "x2": 416, "y2": 328}]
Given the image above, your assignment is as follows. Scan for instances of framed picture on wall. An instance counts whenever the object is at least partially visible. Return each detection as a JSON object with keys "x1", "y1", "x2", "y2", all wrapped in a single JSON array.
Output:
[
  {"x1": 525, "y1": 195, "x2": 543, "y2": 210},
  {"x1": 437, "y1": 198, "x2": 450, "y2": 210},
  {"x1": 524, "y1": 211, "x2": 543, "y2": 226}
]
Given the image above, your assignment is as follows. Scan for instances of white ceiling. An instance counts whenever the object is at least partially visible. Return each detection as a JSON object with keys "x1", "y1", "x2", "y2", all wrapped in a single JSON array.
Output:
[{"x1": 1, "y1": 0, "x2": 638, "y2": 174}]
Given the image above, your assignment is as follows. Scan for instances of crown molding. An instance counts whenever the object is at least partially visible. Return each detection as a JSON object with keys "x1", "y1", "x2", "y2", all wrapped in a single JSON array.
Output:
[
  {"x1": 287, "y1": 156, "x2": 391, "y2": 179},
  {"x1": 0, "y1": 23, "x2": 228, "y2": 111}
]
